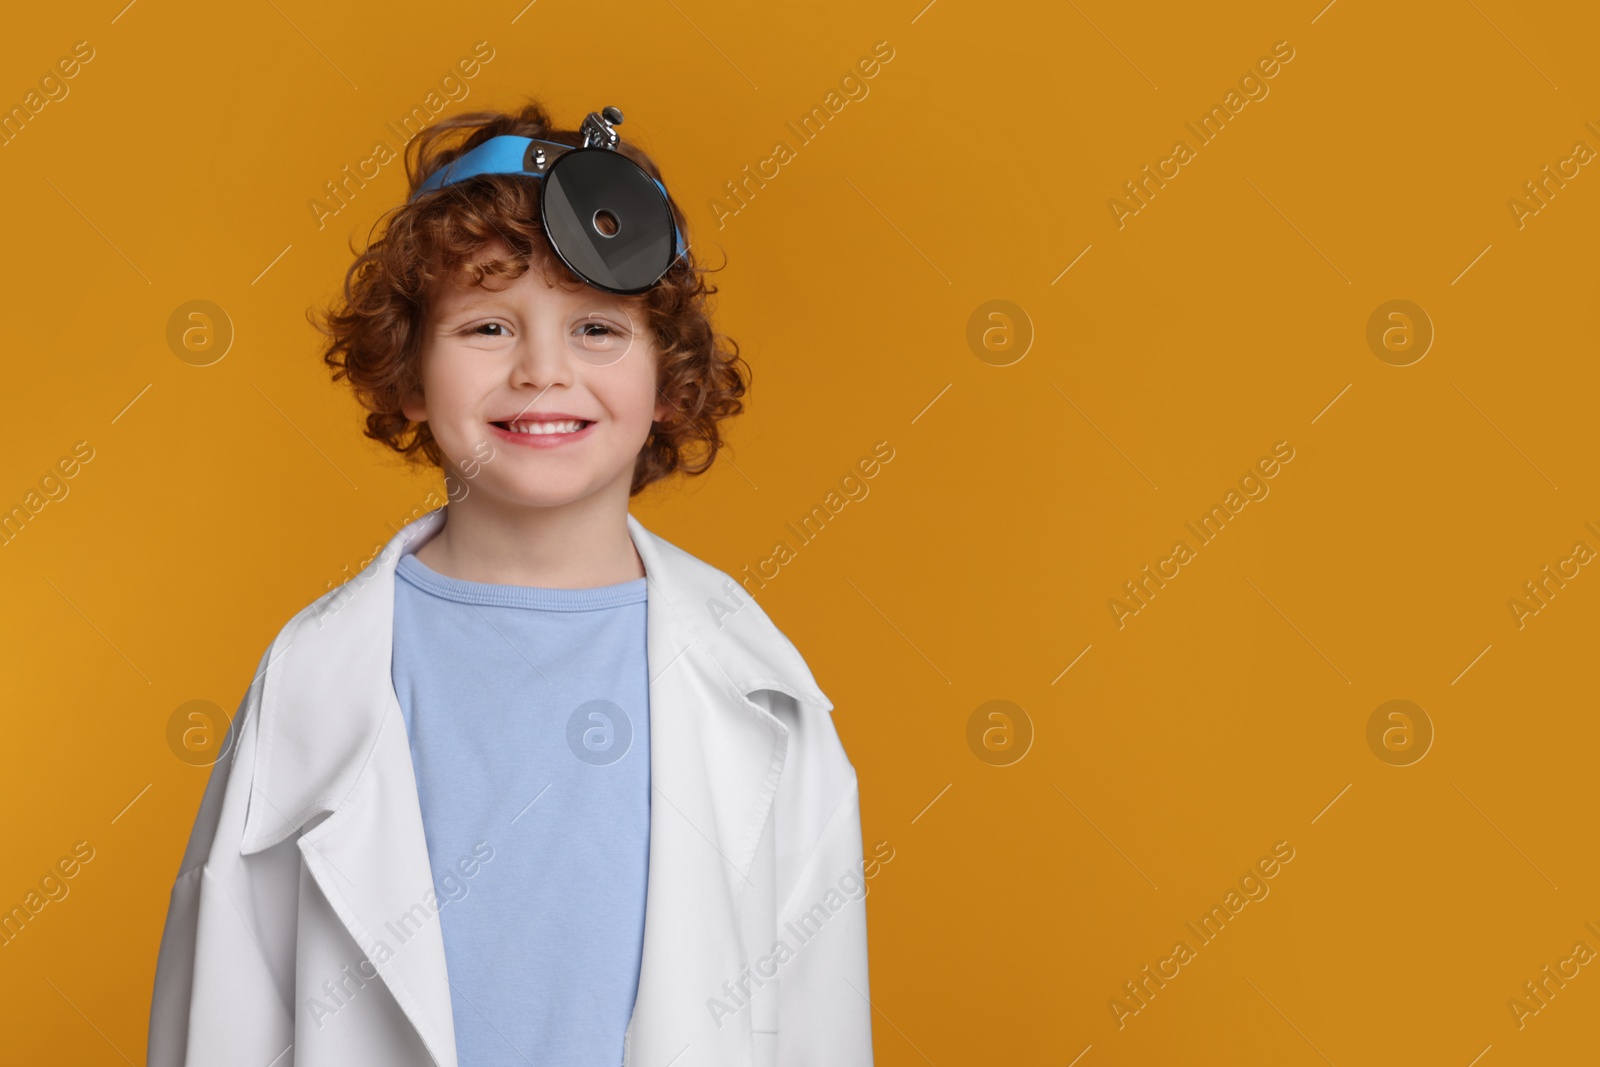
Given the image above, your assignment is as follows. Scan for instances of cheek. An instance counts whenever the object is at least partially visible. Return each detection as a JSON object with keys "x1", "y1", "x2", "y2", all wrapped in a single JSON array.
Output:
[
  {"x1": 611, "y1": 350, "x2": 665, "y2": 423},
  {"x1": 421, "y1": 350, "x2": 487, "y2": 422}
]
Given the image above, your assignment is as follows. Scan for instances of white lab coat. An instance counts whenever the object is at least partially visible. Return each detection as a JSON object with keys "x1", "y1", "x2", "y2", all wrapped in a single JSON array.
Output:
[{"x1": 147, "y1": 506, "x2": 874, "y2": 1066}]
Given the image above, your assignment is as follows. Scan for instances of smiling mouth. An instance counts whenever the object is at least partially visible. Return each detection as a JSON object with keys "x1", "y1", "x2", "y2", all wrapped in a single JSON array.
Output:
[{"x1": 490, "y1": 419, "x2": 593, "y2": 435}]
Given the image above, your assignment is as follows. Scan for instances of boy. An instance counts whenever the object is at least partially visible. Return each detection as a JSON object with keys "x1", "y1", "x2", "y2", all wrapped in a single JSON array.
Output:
[{"x1": 147, "y1": 101, "x2": 874, "y2": 1066}]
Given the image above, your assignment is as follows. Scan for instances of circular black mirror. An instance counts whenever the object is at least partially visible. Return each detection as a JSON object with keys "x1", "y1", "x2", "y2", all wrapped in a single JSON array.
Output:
[{"x1": 541, "y1": 148, "x2": 677, "y2": 294}]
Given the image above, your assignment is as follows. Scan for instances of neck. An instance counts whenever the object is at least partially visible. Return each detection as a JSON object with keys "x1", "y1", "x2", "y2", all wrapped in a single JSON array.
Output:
[{"x1": 415, "y1": 484, "x2": 643, "y2": 588}]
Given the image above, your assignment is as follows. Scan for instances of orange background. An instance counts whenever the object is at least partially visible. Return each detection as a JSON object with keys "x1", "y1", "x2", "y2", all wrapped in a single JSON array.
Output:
[{"x1": 3, "y1": 1, "x2": 1598, "y2": 1063}]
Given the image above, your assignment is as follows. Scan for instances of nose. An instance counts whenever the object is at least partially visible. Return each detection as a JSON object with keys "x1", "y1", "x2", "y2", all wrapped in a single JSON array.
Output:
[{"x1": 510, "y1": 322, "x2": 576, "y2": 392}]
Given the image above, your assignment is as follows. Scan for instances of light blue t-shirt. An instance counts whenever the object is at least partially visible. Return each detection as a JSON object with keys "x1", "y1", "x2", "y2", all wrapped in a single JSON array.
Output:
[{"x1": 391, "y1": 548, "x2": 651, "y2": 1066}]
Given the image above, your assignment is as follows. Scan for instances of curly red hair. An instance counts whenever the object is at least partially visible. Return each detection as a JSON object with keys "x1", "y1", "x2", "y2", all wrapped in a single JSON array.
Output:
[{"x1": 309, "y1": 99, "x2": 748, "y2": 496}]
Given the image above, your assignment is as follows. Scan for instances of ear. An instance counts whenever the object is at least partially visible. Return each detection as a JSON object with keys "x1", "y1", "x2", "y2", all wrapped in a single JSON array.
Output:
[{"x1": 401, "y1": 391, "x2": 427, "y2": 423}]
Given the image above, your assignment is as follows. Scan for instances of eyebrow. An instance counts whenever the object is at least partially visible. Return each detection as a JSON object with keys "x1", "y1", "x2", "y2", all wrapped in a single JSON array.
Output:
[
  {"x1": 440, "y1": 292, "x2": 638, "y2": 319},
  {"x1": 446, "y1": 296, "x2": 508, "y2": 314}
]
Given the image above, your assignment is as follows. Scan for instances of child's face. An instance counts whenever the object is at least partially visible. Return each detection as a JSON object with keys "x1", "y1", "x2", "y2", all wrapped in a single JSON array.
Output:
[{"x1": 402, "y1": 238, "x2": 669, "y2": 511}]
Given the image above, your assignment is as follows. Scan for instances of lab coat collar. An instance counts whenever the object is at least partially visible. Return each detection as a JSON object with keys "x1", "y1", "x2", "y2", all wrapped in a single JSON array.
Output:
[{"x1": 234, "y1": 504, "x2": 830, "y2": 1066}]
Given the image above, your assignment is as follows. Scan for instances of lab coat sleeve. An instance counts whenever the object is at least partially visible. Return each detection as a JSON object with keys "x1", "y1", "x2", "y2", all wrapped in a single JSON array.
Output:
[
  {"x1": 774, "y1": 705, "x2": 875, "y2": 1067},
  {"x1": 148, "y1": 644, "x2": 299, "y2": 1067}
]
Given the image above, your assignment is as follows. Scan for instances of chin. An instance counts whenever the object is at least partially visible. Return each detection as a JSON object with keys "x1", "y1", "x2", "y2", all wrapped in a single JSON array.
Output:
[{"x1": 482, "y1": 475, "x2": 619, "y2": 510}]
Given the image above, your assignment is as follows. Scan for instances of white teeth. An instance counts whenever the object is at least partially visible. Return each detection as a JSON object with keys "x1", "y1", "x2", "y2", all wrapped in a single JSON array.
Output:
[{"x1": 504, "y1": 419, "x2": 585, "y2": 435}]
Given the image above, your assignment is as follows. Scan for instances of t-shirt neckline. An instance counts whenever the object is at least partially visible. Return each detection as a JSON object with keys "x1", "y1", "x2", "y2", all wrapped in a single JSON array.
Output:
[{"x1": 396, "y1": 550, "x2": 647, "y2": 611}]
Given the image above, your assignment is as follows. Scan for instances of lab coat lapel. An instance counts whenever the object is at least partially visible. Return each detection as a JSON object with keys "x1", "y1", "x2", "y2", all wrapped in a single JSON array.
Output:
[
  {"x1": 239, "y1": 505, "x2": 460, "y2": 1067},
  {"x1": 625, "y1": 514, "x2": 788, "y2": 1066}
]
